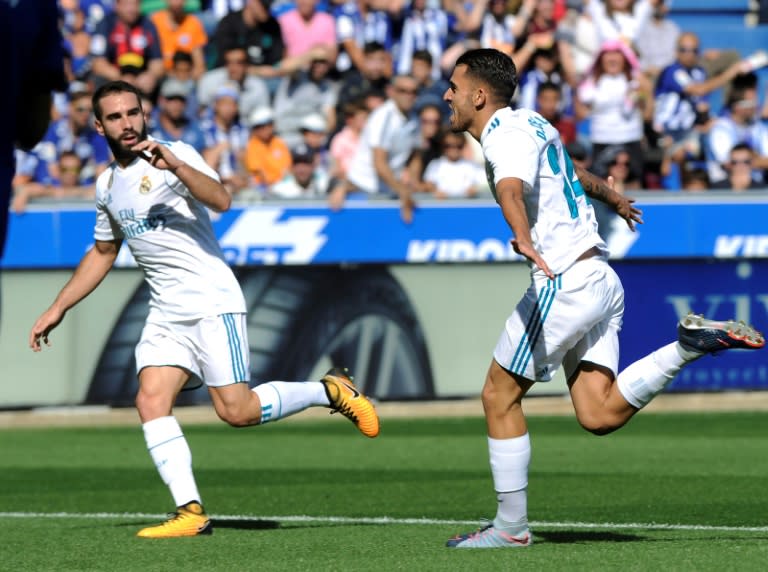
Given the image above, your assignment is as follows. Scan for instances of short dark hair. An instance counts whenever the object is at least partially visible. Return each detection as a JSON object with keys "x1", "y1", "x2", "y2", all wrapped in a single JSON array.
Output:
[
  {"x1": 92, "y1": 80, "x2": 143, "y2": 121},
  {"x1": 413, "y1": 49, "x2": 433, "y2": 65},
  {"x1": 455, "y1": 48, "x2": 518, "y2": 105},
  {"x1": 363, "y1": 41, "x2": 386, "y2": 55},
  {"x1": 730, "y1": 142, "x2": 753, "y2": 155},
  {"x1": 536, "y1": 80, "x2": 561, "y2": 97},
  {"x1": 172, "y1": 50, "x2": 194, "y2": 66}
]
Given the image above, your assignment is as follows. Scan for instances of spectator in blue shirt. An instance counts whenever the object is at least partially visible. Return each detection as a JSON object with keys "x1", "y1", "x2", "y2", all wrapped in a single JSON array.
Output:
[
  {"x1": 25, "y1": 88, "x2": 111, "y2": 187},
  {"x1": 151, "y1": 79, "x2": 208, "y2": 152}
]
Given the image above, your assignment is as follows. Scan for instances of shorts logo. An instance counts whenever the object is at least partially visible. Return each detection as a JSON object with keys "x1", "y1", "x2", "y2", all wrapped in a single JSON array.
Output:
[{"x1": 139, "y1": 176, "x2": 152, "y2": 194}]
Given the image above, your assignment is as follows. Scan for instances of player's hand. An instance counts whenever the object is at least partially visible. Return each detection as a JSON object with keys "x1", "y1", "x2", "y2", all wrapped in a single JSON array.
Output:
[
  {"x1": 131, "y1": 140, "x2": 184, "y2": 172},
  {"x1": 606, "y1": 175, "x2": 644, "y2": 231},
  {"x1": 29, "y1": 306, "x2": 65, "y2": 352},
  {"x1": 511, "y1": 239, "x2": 555, "y2": 280}
]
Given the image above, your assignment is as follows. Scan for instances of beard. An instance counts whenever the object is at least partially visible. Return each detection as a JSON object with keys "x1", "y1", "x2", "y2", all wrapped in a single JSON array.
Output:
[{"x1": 105, "y1": 123, "x2": 148, "y2": 164}]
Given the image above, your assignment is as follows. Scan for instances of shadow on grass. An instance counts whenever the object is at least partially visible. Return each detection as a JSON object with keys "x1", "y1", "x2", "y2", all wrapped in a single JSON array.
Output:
[
  {"x1": 535, "y1": 530, "x2": 645, "y2": 543},
  {"x1": 212, "y1": 518, "x2": 280, "y2": 530}
]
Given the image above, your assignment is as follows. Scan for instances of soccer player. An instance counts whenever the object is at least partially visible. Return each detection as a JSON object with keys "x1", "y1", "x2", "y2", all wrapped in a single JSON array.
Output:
[
  {"x1": 441, "y1": 49, "x2": 766, "y2": 549},
  {"x1": 27, "y1": 80, "x2": 380, "y2": 539}
]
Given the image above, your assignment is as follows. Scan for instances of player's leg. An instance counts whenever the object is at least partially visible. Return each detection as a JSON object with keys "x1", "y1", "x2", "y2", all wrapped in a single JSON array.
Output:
[
  {"x1": 135, "y1": 364, "x2": 212, "y2": 538},
  {"x1": 447, "y1": 360, "x2": 534, "y2": 548},
  {"x1": 205, "y1": 313, "x2": 379, "y2": 437},
  {"x1": 134, "y1": 321, "x2": 212, "y2": 538}
]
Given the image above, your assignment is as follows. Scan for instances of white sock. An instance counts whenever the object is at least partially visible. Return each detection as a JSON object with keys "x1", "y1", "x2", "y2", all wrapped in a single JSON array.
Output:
[
  {"x1": 617, "y1": 342, "x2": 692, "y2": 409},
  {"x1": 252, "y1": 381, "x2": 330, "y2": 423},
  {"x1": 488, "y1": 433, "x2": 530, "y2": 533},
  {"x1": 143, "y1": 416, "x2": 201, "y2": 507}
]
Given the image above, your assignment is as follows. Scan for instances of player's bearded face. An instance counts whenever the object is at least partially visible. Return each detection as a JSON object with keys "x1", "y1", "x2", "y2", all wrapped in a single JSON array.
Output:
[{"x1": 96, "y1": 92, "x2": 148, "y2": 162}]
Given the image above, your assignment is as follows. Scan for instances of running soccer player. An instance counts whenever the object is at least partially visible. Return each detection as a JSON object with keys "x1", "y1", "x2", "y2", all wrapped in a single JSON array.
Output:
[
  {"x1": 27, "y1": 80, "x2": 380, "y2": 539},
  {"x1": 442, "y1": 49, "x2": 765, "y2": 549}
]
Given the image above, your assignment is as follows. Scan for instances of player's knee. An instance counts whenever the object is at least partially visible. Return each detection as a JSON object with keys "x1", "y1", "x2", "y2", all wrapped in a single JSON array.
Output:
[{"x1": 135, "y1": 389, "x2": 173, "y2": 420}]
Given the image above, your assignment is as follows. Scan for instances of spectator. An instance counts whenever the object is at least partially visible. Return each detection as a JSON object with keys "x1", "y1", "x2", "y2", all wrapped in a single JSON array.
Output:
[
  {"x1": 593, "y1": 144, "x2": 641, "y2": 193},
  {"x1": 555, "y1": 0, "x2": 599, "y2": 81},
  {"x1": 214, "y1": 0, "x2": 286, "y2": 84},
  {"x1": 61, "y1": 1, "x2": 94, "y2": 82},
  {"x1": 244, "y1": 106, "x2": 292, "y2": 191},
  {"x1": 479, "y1": 0, "x2": 535, "y2": 57},
  {"x1": 12, "y1": 151, "x2": 95, "y2": 213},
  {"x1": 270, "y1": 143, "x2": 330, "y2": 197},
  {"x1": 334, "y1": 41, "x2": 391, "y2": 128},
  {"x1": 90, "y1": 0, "x2": 165, "y2": 95},
  {"x1": 329, "y1": 99, "x2": 369, "y2": 180},
  {"x1": 150, "y1": 0, "x2": 209, "y2": 79},
  {"x1": 422, "y1": 129, "x2": 485, "y2": 198},
  {"x1": 411, "y1": 49, "x2": 451, "y2": 118},
  {"x1": 151, "y1": 79, "x2": 207, "y2": 152},
  {"x1": 706, "y1": 78, "x2": 768, "y2": 185},
  {"x1": 633, "y1": 0, "x2": 678, "y2": 78},
  {"x1": 331, "y1": 75, "x2": 422, "y2": 222},
  {"x1": 201, "y1": 85, "x2": 251, "y2": 193},
  {"x1": 197, "y1": 46, "x2": 271, "y2": 122},
  {"x1": 408, "y1": 102, "x2": 445, "y2": 188},
  {"x1": 395, "y1": 0, "x2": 450, "y2": 80},
  {"x1": 711, "y1": 143, "x2": 765, "y2": 192},
  {"x1": 517, "y1": 44, "x2": 574, "y2": 114},
  {"x1": 585, "y1": 0, "x2": 656, "y2": 49},
  {"x1": 22, "y1": 87, "x2": 110, "y2": 188},
  {"x1": 575, "y1": 39, "x2": 651, "y2": 183},
  {"x1": 273, "y1": 56, "x2": 339, "y2": 148},
  {"x1": 278, "y1": 0, "x2": 337, "y2": 62},
  {"x1": 297, "y1": 113, "x2": 332, "y2": 175},
  {"x1": 334, "y1": 0, "x2": 395, "y2": 76},
  {"x1": 167, "y1": 51, "x2": 200, "y2": 118},
  {"x1": 536, "y1": 81, "x2": 577, "y2": 145},
  {"x1": 653, "y1": 33, "x2": 750, "y2": 144},
  {"x1": 680, "y1": 167, "x2": 710, "y2": 191}
]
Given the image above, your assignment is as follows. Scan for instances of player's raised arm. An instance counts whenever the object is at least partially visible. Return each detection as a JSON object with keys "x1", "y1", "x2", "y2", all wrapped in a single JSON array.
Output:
[
  {"x1": 29, "y1": 239, "x2": 121, "y2": 351},
  {"x1": 575, "y1": 165, "x2": 644, "y2": 231},
  {"x1": 131, "y1": 139, "x2": 232, "y2": 213}
]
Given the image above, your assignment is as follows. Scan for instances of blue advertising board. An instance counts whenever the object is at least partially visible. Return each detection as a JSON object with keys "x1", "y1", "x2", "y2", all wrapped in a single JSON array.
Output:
[{"x1": 2, "y1": 195, "x2": 768, "y2": 268}]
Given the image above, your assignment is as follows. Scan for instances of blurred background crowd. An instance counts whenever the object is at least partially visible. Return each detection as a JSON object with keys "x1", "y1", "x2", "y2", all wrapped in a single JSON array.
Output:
[{"x1": 11, "y1": 0, "x2": 768, "y2": 214}]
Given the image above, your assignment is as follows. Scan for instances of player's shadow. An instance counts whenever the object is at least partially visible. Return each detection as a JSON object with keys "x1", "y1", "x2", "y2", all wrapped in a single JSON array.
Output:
[
  {"x1": 212, "y1": 518, "x2": 280, "y2": 530},
  {"x1": 535, "y1": 530, "x2": 645, "y2": 543}
]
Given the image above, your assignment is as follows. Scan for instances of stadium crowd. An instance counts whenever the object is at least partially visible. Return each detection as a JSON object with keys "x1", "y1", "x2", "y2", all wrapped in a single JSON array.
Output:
[{"x1": 11, "y1": 0, "x2": 768, "y2": 214}]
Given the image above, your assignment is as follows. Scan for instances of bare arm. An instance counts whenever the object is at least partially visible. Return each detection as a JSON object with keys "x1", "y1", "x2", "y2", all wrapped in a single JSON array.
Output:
[
  {"x1": 684, "y1": 61, "x2": 744, "y2": 98},
  {"x1": 575, "y1": 165, "x2": 644, "y2": 230},
  {"x1": 495, "y1": 177, "x2": 554, "y2": 279},
  {"x1": 373, "y1": 147, "x2": 415, "y2": 223},
  {"x1": 131, "y1": 139, "x2": 232, "y2": 212},
  {"x1": 29, "y1": 239, "x2": 121, "y2": 350}
]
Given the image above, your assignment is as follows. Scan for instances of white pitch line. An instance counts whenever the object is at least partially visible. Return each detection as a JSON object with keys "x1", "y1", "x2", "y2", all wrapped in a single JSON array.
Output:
[{"x1": 1, "y1": 512, "x2": 767, "y2": 533}]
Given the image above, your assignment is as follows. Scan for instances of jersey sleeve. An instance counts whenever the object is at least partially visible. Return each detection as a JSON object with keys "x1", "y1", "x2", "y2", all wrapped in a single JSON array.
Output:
[
  {"x1": 484, "y1": 126, "x2": 540, "y2": 189},
  {"x1": 94, "y1": 174, "x2": 123, "y2": 242},
  {"x1": 162, "y1": 141, "x2": 221, "y2": 197}
]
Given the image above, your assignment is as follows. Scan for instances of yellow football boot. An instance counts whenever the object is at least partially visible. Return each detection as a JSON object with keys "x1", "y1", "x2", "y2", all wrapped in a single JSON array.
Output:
[
  {"x1": 322, "y1": 368, "x2": 380, "y2": 438},
  {"x1": 136, "y1": 501, "x2": 212, "y2": 538}
]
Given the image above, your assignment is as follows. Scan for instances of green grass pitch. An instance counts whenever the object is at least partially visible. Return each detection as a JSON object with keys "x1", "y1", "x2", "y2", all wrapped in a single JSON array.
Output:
[{"x1": 2, "y1": 412, "x2": 768, "y2": 571}]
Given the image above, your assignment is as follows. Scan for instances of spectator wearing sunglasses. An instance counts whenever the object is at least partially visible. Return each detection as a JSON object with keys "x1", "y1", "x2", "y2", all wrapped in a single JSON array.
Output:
[{"x1": 711, "y1": 143, "x2": 765, "y2": 192}]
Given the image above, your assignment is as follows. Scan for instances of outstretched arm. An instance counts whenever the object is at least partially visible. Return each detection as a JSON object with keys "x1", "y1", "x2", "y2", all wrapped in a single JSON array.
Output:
[
  {"x1": 575, "y1": 165, "x2": 644, "y2": 230},
  {"x1": 29, "y1": 239, "x2": 121, "y2": 351}
]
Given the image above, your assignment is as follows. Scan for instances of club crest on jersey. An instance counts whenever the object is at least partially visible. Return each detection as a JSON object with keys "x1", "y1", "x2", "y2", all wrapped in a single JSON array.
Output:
[{"x1": 139, "y1": 176, "x2": 152, "y2": 194}]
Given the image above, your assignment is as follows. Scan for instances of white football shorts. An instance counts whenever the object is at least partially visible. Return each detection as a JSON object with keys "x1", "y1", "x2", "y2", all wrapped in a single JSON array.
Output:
[
  {"x1": 135, "y1": 312, "x2": 251, "y2": 390},
  {"x1": 493, "y1": 257, "x2": 624, "y2": 382}
]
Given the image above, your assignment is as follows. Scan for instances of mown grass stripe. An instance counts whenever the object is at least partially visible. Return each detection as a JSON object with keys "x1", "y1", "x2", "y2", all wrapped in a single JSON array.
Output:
[{"x1": 1, "y1": 512, "x2": 766, "y2": 533}]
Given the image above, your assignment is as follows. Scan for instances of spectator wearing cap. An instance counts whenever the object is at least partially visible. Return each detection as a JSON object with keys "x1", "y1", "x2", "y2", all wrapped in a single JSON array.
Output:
[
  {"x1": 150, "y1": 78, "x2": 207, "y2": 152},
  {"x1": 244, "y1": 106, "x2": 293, "y2": 190},
  {"x1": 16, "y1": 87, "x2": 110, "y2": 189},
  {"x1": 197, "y1": 46, "x2": 271, "y2": 123},
  {"x1": 298, "y1": 113, "x2": 331, "y2": 173},
  {"x1": 273, "y1": 56, "x2": 339, "y2": 149},
  {"x1": 90, "y1": 0, "x2": 164, "y2": 95},
  {"x1": 150, "y1": 0, "x2": 208, "y2": 79},
  {"x1": 201, "y1": 85, "x2": 251, "y2": 193},
  {"x1": 270, "y1": 143, "x2": 330, "y2": 198}
]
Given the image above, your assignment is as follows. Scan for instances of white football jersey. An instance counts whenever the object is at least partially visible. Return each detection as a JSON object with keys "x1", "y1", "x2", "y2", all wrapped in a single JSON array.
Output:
[
  {"x1": 481, "y1": 107, "x2": 607, "y2": 275},
  {"x1": 94, "y1": 138, "x2": 246, "y2": 322}
]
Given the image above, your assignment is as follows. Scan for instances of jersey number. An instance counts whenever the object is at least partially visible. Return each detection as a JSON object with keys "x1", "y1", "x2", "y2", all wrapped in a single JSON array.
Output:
[{"x1": 546, "y1": 144, "x2": 587, "y2": 219}]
